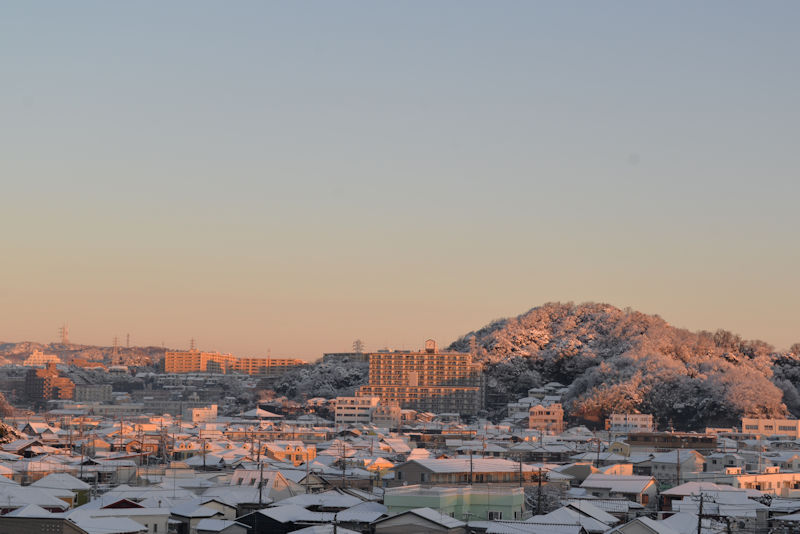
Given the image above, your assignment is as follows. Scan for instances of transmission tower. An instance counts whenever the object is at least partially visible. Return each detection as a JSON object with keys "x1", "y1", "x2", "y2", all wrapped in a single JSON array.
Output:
[{"x1": 58, "y1": 323, "x2": 70, "y2": 345}]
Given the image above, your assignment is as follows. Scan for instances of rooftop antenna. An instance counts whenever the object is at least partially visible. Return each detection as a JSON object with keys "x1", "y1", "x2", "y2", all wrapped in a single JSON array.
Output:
[
  {"x1": 58, "y1": 323, "x2": 70, "y2": 345},
  {"x1": 190, "y1": 338, "x2": 196, "y2": 351}
]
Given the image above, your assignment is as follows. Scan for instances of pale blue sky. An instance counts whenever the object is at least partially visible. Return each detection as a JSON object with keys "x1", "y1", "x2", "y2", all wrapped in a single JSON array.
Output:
[{"x1": 1, "y1": 2, "x2": 798, "y2": 358}]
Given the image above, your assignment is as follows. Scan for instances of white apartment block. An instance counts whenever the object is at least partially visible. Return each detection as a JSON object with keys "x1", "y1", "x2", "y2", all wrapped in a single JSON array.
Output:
[
  {"x1": 607, "y1": 413, "x2": 655, "y2": 433},
  {"x1": 335, "y1": 396, "x2": 380, "y2": 426}
]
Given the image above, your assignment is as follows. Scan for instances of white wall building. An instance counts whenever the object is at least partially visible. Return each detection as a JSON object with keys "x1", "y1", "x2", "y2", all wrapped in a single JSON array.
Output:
[
  {"x1": 607, "y1": 413, "x2": 655, "y2": 434},
  {"x1": 334, "y1": 396, "x2": 380, "y2": 426}
]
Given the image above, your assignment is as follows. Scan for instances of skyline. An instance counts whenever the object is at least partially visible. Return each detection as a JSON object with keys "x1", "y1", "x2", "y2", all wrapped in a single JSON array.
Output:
[{"x1": 2, "y1": 2, "x2": 799, "y2": 358}]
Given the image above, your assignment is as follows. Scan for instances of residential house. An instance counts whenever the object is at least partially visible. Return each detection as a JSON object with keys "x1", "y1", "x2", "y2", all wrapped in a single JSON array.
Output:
[
  {"x1": 384, "y1": 484, "x2": 526, "y2": 521},
  {"x1": 580, "y1": 474, "x2": 658, "y2": 508},
  {"x1": 373, "y1": 507, "x2": 467, "y2": 534}
]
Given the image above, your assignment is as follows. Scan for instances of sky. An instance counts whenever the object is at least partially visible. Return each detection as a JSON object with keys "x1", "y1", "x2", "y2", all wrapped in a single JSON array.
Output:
[{"x1": 1, "y1": 2, "x2": 798, "y2": 359}]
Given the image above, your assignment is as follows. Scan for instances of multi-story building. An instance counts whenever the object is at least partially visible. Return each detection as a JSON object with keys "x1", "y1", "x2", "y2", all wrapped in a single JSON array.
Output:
[
  {"x1": 741, "y1": 417, "x2": 800, "y2": 439},
  {"x1": 606, "y1": 413, "x2": 655, "y2": 434},
  {"x1": 164, "y1": 349, "x2": 306, "y2": 376},
  {"x1": 25, "y1": 364, "x2": 74, "y2": 404},
  {"x1": 372, "y1": 402, "x2": 402, "y2": 428},
  {"x1": 322, "y1": 352, "x2": 370, "y2": 364},
  {"x1": 74, "y1": 384, "x2": 112, "y2": 402},
  {"x1": 22, "y1": 351, "x2": 61, "y2": 367},
  {"x1": 627, "y1": 432, "x2": 717, "y2": 453},
  {"x1": 528, "y1": 403, "x2": 564, "y2": 434},
  {"x1": 334, "y1": 396, "x2": 380, "y2": 426},
  {"x1": 191, "y1": 404, "x2": 218, "y2": 423},
  {"x1": 356, "y1": 340, "x2": 484, "y2": 415}
]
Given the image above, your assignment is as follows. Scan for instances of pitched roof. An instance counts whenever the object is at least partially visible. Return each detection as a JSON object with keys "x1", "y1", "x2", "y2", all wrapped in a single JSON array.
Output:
[
  {"x1": 31, "y1": 472, "x2": 92, "y2": 491},
  {"x1": 4, "y1": 504, "x2": 53, "y2": 517},
  {"x1": 527, "y1": 507, "x2": 610, "y2": 532},
  {"x1": 277, "y1": 490, "x2": 362, "y2": 509},
  {"x1": 195, "y1": 519, "x2": 248, "y2": 532},
  {"x1": 581, "y1": 474, "x2": 655, "y2": 494}
]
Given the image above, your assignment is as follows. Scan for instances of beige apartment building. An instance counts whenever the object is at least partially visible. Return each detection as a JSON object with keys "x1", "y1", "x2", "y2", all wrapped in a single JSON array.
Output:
[
  {"x1": 164, "y1": 349, "x2": 305, "y2": 376},
  {"x1": 356, "y1": 339, "x2": 484, "y2": 415},
  {"x1": 741, "y1": 417, "x2": 800, "y2": 439},
  {"x1": 528, "y1": 403, "x2": 564, "y2": 433}
]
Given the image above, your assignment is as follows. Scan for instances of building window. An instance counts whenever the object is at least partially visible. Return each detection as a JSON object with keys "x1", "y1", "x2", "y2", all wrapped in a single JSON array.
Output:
[{"x1": 488, "y1": 511, "x2": 502, "y2": 520}]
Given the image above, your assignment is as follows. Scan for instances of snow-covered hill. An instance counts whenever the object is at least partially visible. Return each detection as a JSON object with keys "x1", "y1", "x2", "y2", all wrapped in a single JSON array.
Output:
[{"x1": 450, "y1": 302, "x2": 800, "y2": 429}]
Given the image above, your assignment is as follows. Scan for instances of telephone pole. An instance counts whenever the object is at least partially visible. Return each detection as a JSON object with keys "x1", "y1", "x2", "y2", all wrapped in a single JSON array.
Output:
[
  {"x1": 696, "y1": 492, "x2": 704, "y2": 534},
  {"x1": 536, "y1": 467, "x2": 543, "y2": 515}
]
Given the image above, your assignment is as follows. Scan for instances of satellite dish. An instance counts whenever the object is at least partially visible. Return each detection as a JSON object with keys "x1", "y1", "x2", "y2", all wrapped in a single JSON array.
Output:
[{"x1": 488, "y1": 378, "x2": 498, "y2": 388}]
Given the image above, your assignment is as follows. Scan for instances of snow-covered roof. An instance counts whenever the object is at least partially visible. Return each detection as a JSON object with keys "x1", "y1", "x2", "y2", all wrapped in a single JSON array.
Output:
[
  {"x1": 527, "y1": 506, "x2": 610, "y2": 532},
  {"x1": 335, "y1": 501, "x2": 388, "y2": 523},
  {"x1": 0, "y1": 485, "x2": 70, "y2": 511},
  {"x1": 258, "y1": 504, "x2": 335, "y2": 523},
  {"x1": 481, "y1": 521, "x2": 584, "y2": 533},
  {"x1": 170, "y1": 503, "x2": 221, "y2": 518},
  {"x1": 31, "y1": 472, "x2": 92, "y2": 491},
  {"x1": 277, "y1": 490, "x2": 362, "y2": 509},
  {"x1": 195, "y1": 518, "x2": 248, "y2": 532},
  {"x1": 580, "y1": 474, "x2": 655, "y2": 494},
  {"x1": 395, "y1": 507, "x2": 465, "y2": 528},
  {"x1": 564, "y1": 500, "x2": 620, "y2": 524},
  {"x1": 398, "y1": 458, "x2": 541, "y2": 474},
  {"x1": 291, "y1": 524, "x2": 361, "y2": 534},
  {"x1": 4, "y1": 504, "x2": 53, "y2": 517}
]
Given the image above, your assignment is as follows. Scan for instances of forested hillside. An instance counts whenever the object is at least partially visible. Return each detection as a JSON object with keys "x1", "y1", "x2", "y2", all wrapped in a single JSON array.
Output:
[{"x1": 450, "y1": 302, "x2": 800, "y2": 429}]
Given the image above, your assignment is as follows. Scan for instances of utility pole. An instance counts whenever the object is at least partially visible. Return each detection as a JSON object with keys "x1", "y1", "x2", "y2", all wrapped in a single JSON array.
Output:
[
  {"x1": 258, "y1": 460, "x2": 265, "y2": 507},
  {"x1": 696, "y1": 493, "x2": 704, "y2": 534},
  {"x1": 677, "y1": 448, "x2": 681, "y2": 487},
  {"x1": 340, "y1": 441, "x2": 347, "y2": 489},
  {"x1": 536, "y1": 467, "x2": 543, "y2": 515},
  {"x1": 469, "y1": 448, "x2": 474, "y2": 485},
  {"x1": 595, "y1": 437, "x2": 601, "y2": 468},
  {"x1": 305, "y1": 454, "x2": 310, "y2": 494},
  {"x1": 518, "y1": 454, "x2": 523, "y2": 487}
]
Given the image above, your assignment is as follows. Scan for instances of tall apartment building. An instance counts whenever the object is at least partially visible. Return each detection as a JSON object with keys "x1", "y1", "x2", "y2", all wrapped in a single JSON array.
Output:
[
  {"x1": 164, "y1": 349, "x2": 306, "y2": 376},
  {"x1": 25, "y1": 363, "x2": 75, "y2": 405},
  {"x1": 356, "y1": 339, "x2": 484, "y2": 415}
]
